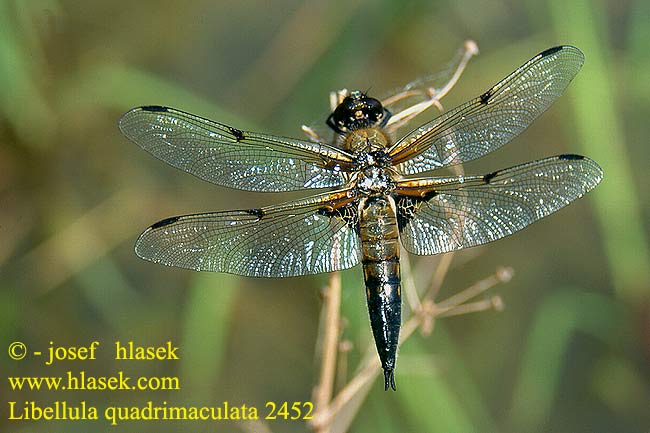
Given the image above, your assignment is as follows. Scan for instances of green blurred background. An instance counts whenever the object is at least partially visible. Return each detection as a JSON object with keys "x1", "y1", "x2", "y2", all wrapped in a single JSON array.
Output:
[{"x1": 1, "y1": 0, "x2": 649, "y2": 432}]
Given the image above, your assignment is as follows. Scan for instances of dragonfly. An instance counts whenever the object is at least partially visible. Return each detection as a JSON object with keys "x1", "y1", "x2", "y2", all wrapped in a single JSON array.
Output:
[{"x1": 119, "y1": 45, "x2": 602, "y2": 391}]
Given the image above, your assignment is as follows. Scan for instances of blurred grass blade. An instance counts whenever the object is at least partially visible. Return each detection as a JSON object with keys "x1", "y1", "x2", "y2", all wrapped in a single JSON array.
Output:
[
  {"x1": 179, "y1": 273, "x2": 237, "y2": 402},
  {"x1": 396, "y1": 344, "x2": 476, "y2": 433},
  {"x1": 77, "y1": 258, "x2": 146, "y2": 333},
  {"x1": 0, "y1": 0, "x2": 55, "y2": 147},
  {"x1": 627, "y1": 0, "x2": 650, "y2": 100},
  {"x1": 509, "y1": 289, "x2": 624, "y2": 431},
  {"x1": 548, "y1": 0, "x2": 650, "y2": 302},
  {"x1": 591, "y1": 355, "x2": 650, "y2": 419},
  {"x1": 396, "y1": 326, "x2": 497, "y2": 433},
  {"x1": 57, "y1": 61, "x2": 249, "y2": 128}
]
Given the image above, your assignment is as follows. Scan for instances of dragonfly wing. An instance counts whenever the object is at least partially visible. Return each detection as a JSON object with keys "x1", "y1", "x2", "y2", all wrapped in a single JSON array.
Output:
[
  {"x1": 388, "y1": 46, "x2": 585, "y2": 174},
  {"x1": 135, "y1": 189, "x2": 361, "y2": 277},
  {"x1": 395, "y1": 155, "x2": 602, "y2": 255},
  {"x1": 119, "y1": 106, "x2": 355, "y2": 192}
]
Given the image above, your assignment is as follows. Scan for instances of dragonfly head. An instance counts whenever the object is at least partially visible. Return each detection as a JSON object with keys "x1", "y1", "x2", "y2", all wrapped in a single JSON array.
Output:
[{"x1": 327, "y1": 90, "x2": 391, "y2": 134}]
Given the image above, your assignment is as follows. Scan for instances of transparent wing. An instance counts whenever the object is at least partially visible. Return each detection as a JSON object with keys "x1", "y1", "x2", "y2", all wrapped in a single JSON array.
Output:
[
  {"x1": 395, "y1": 155, "x2": 602, "y2": 255},
  {"x1": 135, "y1": 189, "x2": 361, "y2": 277},
  {"x1": 119, "y1": 106, "x2": 355, "y2": 192},
  {"x1": 388, "y1": 46, "x2": 585, "y2": 174}
]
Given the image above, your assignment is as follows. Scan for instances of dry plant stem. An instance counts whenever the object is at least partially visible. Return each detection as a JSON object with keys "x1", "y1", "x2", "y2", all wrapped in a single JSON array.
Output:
[
  {"x1": 314, "y1": 272, "x2": 342, "y2": 414},
  {"x1": 385, "y1": 39, "x2": 479, "y2": 129},
  {"x1": 437, "y1": 296, "x2": 504, "y2": 318},
  {"x1": 336, "y1": 340, "x2": 352, "y2": 391},
  {"x1": 311, "y1": 356, "x2": 379, "y2": 430},
  {"x1": 436, "y1": 266, "x2": 513, "y2": 310},
  {"x1": 400, "y1": 251, "x2": 422, "y2": 313},
  {"x1": 386, "y1": 99, "x2": 444, "y2": 130},
  {"x1": 310, "y1": 266, "x2": 510, "y2": 432},
  {"x1": 435, "y1": 40, "x2": 479, "y2": 101},
  {"x1": 382, "y1": 89, "x2": 421, "y2": 107},
  {"x1": 330, "y1": 89, "x2": 348, "y2": 109},
  {"x1": 310, "y1": 308, "x2": 430, "y2": 430},
  {"x1": 302, "y1": 125, "x2": 325, "y2": 142},
  {"x1": 424, "y1": 252, "x2": 455, "y2": 300}
]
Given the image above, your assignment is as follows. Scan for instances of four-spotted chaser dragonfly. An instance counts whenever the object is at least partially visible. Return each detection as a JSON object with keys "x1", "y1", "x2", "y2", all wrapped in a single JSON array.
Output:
[{"x1": 120, "y1": 45, "x2": 602, "y2": 391}]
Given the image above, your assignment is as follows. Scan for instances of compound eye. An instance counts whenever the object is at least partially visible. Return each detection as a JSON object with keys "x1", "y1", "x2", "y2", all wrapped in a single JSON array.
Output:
[
  {"x1": 365, "y1": 98, "x2": 384, "y2": 120},
  {"x1": 326, "y1": 92, "x2": 389, "y2": 134}
]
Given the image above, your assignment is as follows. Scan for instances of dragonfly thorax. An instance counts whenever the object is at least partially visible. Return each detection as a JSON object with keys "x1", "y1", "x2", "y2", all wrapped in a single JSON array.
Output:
[
  {"x1": 345, "y1": 127, "x2": 392, "y2": 154},
  {"x1": 356, "y1": 166, "x2": 395, "y2": 196},
  {"x1": 354, "y1": 148, "x2": 390, "y2": 168}
]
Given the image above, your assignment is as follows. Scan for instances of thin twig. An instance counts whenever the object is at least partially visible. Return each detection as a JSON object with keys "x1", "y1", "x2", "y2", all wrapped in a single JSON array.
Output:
[
  {"x1": 437, "y1": 266, "x2": 513, "y2": 310},
  {"x1": 434, "y1": 40, "x2": 479, "y2": 101},
  {"x1": 385, "y1": 40, "x2": 479, "y2": 129},
  {"x1": 424, "y1": 252, "x2": 455, "y2": 301},
  {"x1": 313, "y1": 272, "x2": 342, "y2": 423},
  {"x1": 400, "y1": 250, "x2": 422, "y2": 314},
  {"x1": 437, "y1": 296, "x2": 505, "y2": 318},
  {"x1": 336, "y1": 340, "x2": 352, "y2": 391},
  {"x1": 310, "y1": 265, "x2": 511, "y2": 432}
]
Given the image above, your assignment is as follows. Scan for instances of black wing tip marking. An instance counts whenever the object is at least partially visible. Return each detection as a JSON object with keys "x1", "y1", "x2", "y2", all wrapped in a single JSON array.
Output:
[
  {"x1": 558, "y1": 154, "x2": 604, "y2": 183},
  {"x1": 149, "y1": 216, "x2": 181, "y2": 229},
  {"x1": 480, "y1": 45, "x2": 576, "y2": 107},
  {"x1": 140, "y1": 105, "x2": 169, "y2": 113},
  {"x1": 483, "y1": 155, "x2": 586, "y2": 183},
  {"x1": 540, "y1": 46, "x2": 564, "y2": 57},
  {"x1": 558, "y1": 154, "x2": 584, "y2": 161},
  {"x1": 537, "y1": 46, "x2": 584, "y2": 64}
]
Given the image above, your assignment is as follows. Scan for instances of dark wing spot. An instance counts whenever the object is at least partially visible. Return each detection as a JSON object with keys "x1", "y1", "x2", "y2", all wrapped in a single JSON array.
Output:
[
  {"x1": 540, "y1": 46, "x2": 563, "y2": 57},
  {"x1": 421, "y1": 190, "x2": 438, "y2": 201},
  {"x1": 395, "y1": 191, "x2": 438, "y2": 231},
  {"x1": 558, "y1": 154, "x2": 584, "y2": 161},
  {"x1": 483, "y1": 171, "x2": 498, "y2": 183},
  {"x1": 395, "y1": 196, "x2": 415, "y2": 231},
  {"x1": 480, "y1": 89, "x2": 493, "y2": 105},
  {"x1": 245, "y1": 208, "x2": 265, "y2": 219},
  {"x1": 318, "y1": 204, "x2": 359, "y2": 231},
  {"x1": 150, "y1": 216, "x2": 181, "y2": 229},
  {"x1": 317, "y1": 207, "x2": 335, "y2": 217},
  {"x1": 141, "y1": 106, "x2": 169, "y2": 112},
  {"x1": 229, "y1": 127, "x2": 245, "y2": 141},
  {"x1": 396, "y1": 197, "x2": 416, "y2": 231}
]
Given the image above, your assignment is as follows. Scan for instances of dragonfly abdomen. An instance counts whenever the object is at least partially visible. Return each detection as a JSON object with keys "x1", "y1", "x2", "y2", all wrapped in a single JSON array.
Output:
[{"x1": 359, "y1": 196, "x2": 401, "y2": 391}]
